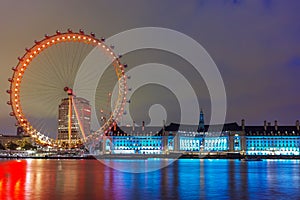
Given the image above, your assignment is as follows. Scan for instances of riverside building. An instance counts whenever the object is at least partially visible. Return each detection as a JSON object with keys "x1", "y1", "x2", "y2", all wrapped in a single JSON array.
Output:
[{"x1": 101, "y1": 111, "x2": 300, "y2": 156}]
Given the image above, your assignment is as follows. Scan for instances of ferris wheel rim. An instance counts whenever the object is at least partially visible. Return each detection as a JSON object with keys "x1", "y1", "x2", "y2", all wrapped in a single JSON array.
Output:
[{"x1": 7, "y1": 29, "x2": 127, "y2": 146}]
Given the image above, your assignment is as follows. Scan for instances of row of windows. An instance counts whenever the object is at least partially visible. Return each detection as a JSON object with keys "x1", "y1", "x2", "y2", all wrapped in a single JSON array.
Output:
[
  {"x1": 113, "y1": 150, "x2": 161, "y2": 154},
  {"x1": 204, "y1": 143, "x2": 227, "y2": 147},
  {"x1": 114, "y1": 143, "x2": 161, "y2": 147},
  {"x1": 247, "y1": 138, "x2": 300, "y2": 140},
  {"x1": 247, "y1": 140, "x2": 300, "y2": 143},
  {"x1": 180, "y1": 143, "x2": 200, "y2": 148},
  {"x1": 247, "y1": 151, "x2": 299, "y2": 156},
  {"x1": 113, "y1": 140, "x2": 162, "y2": 146},
  {"x1": 247, "y1": 144, "x2": 299, "y2": 148},
  {"x1": 247, "y1": 141, "x2": 300, "y2": 146},
  {"x1": 180, "y1": 147, "x2": 200, "y2": 151},
  {"x1": 205, "y1": 138, "x2": 227, "y2": 142},
  {"x1": 114, "y1": 147, "x2": 161, "y2": 150},
  {"x1": 247, "y1": 147, "x2": 299, "y2": 151},
  {"x1": 204, "y1": 147, "x2": 228, "y2": 151},
  {"x1": 180, "y1": 139, "x2": 202, "y2": 144}
]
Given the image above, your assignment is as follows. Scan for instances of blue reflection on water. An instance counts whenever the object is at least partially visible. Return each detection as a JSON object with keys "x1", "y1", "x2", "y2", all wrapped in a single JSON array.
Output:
[{"x1": 0, "y1": 159, "x2": 299, "y2": 200}]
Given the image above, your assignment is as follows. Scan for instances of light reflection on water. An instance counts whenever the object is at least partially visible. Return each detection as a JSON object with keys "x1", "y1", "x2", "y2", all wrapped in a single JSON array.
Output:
[
  {"x1": 0, "y1": 159, "x2": 299, "y2": 200},
  {"x1": 100, "y1": 158, "x2": 174, "y2": 173}
]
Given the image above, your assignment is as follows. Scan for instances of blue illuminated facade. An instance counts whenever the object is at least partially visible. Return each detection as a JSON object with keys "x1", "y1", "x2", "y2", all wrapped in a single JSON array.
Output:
[
  {"x1": 110, "y1": 136, "x2": 162, "y2": 154},
  {"x1": 246, "y1": 136, "x2": 300, "y2": 155},
  {"x1": 203, "y1": 136, "x2": 229, "y2": 152},
  {"x1": 179, "y1": 134, "x2": 203, "y2": 151},
  {"x1": 241, "y1": 120, "x2": 300, "y2": 155},
  {"x1": 102, "y1": 118, "x2": 300, "y2": 156}
]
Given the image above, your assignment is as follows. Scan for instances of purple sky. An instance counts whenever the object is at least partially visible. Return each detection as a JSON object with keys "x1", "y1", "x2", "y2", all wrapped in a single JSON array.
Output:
[{"x1": 0, "y1": 0, "x2": 300, "y2": 134}]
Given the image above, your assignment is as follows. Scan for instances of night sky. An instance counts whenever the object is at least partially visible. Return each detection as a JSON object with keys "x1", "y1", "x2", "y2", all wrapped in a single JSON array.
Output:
[{"x1": 0, "y1": 0, "x2": 300, "y2": 134}]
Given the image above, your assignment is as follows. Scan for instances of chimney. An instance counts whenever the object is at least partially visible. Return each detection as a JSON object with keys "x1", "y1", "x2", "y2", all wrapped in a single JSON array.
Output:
[
  {"x1": 296, "y1": 120, "x2": 299, "y2": 131},
  {"x1": 163, "y1": 120, "x2": 166, "y2": 135},
  {"x1": 113, "y1": 121, "x2": 117, "y2": 131},
  {"x1": 241, "y1": 119, "x2": 245, "y2": 131},
  {"x1": 132, "y1": 120, "x2": 135, "y2": 132},
  {"x1": 264, "y1": 120, "x2": 267, "y2": 131},
  {"x1": 142, "y1": 121, "x2": 145, "y2": 131},
  {"x1": 274, "y1": 120, "x2": 278, "y2": 131}
]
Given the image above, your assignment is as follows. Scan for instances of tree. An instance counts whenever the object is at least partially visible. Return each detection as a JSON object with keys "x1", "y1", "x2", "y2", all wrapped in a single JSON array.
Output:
[
  {"x1": 0, "y1": 143, "x2": 5, "y2": 150},
  {"x1": 22, "y1": 141, "x2": 36, "y2": 150},
  {"x1": 7, "y1": 142, "x2": 19, "y2": 150}
]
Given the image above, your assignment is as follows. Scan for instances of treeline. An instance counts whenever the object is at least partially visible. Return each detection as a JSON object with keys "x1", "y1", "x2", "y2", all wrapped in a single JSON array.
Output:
[{"x1": 0, "y1": 141, "x2": 37, "y2": 150}]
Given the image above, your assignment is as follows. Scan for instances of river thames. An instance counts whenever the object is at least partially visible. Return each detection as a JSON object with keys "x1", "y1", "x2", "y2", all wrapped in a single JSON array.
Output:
[{"x1": 0, "y1": 159, "x2": 299, "y2": 200}]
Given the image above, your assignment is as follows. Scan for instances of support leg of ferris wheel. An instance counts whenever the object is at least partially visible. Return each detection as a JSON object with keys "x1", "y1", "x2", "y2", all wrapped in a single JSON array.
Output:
[
  {"x1": 72, "y1": 96, "x2": 87, "y2": 142},
  {"x1": 64, "y1": 86, "x2": 87, "y2": 148},
  {"x1": 68, "y1": 91, "x2": 72, "y2": 148}
]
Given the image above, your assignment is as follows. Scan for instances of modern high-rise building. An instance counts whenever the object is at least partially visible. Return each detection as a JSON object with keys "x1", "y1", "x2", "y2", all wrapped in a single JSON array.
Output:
[{"x1": 57, "y1": 97, "x2": 91, "y2": 147}]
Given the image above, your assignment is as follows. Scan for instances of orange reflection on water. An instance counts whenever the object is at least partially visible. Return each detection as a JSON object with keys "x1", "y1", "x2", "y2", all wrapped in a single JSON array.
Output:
[
  {"x1": 0, "y1": 159, "x2": 27, "y2": 200},
  {"x1": 0, "y1": 159, "x2": 108, "y2": 200}
]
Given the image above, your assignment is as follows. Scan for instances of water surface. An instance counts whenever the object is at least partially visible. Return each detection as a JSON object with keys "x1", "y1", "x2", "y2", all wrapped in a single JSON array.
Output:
[{"x1": 0, "y1": 159, "x2": 299, "y2": 200}]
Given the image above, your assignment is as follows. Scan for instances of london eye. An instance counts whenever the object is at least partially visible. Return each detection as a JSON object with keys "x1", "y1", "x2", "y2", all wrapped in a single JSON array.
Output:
[{"x1": 7, "y1": 29, "x2": 127, "y2": 147}]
